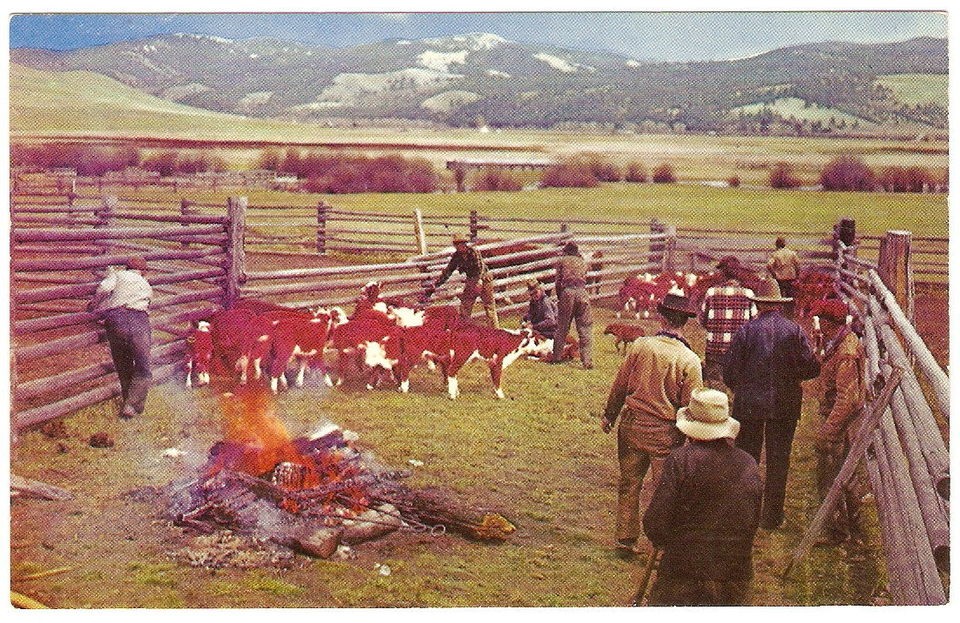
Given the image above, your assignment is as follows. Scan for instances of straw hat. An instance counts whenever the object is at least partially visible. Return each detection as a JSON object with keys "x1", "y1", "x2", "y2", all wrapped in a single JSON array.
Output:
[
  {"x1": 676, "y1": 388, "x2": 740, "y2": 441},
  {"x1": 747, "y1": 278, "x2": 792, "y2": 303},
  {"x1": 452, "y1": 233, "x2": 469, "y2": 244}
]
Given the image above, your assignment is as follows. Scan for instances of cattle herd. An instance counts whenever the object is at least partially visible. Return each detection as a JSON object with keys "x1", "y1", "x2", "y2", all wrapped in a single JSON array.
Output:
[{"x1": 185, "y1": 265, "x2": 841, "y2": 399}]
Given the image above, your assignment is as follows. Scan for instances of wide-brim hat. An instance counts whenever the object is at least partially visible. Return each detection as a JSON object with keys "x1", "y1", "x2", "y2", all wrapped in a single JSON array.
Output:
[
  {"x1": 716, "y1": 255, "x2": 740, "y2": 270},
  {"x1": 747, "y1": 278, "x2": 792, "y2": 303},
  {"x1": 452, "y1": 233, "x2": 469, "y2": 244},
  {"x1": 676, "y1": 388, "x2": 740, "y2": 441},
  {"x1": 657, "y1": 291, "x2": 697, "y2": 318},
  {"x1": 526, "y1": 279, "x2": 542, "y2": 291}
]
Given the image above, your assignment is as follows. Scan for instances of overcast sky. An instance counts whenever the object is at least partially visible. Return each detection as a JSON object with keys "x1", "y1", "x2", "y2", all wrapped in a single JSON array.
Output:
[{"x1": 7, "y1": 8, "x2": 948, "y2": 62}]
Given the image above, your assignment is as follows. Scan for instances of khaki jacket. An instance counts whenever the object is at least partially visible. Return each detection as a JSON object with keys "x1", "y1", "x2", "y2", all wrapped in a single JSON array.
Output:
[
  {"x1": 603, "y1": 334, "x2": 703, "y2": 424},
  {"x1": 554, "y1": 254, "x2": 588, "y2": 297},
  {"x1": 818, "y1": 330, "x2": 866, "y2": 442},
  {"x1": 767, "y1": 247, "x2": 800, "y2": 280}
]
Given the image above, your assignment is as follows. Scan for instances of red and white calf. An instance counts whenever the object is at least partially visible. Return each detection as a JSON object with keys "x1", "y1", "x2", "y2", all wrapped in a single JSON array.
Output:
[
  {"x1": 603, "y1": 322, "x2": 646, "y2": 354},
  {"x1": 209, "y1": 308, "x2": 274, "y2": 386},
  {"x1": 267, "y1": 312, "x2": 335, "y2": 393},
  {"x1": 444, "y1": 325, "x2": 549, "y2": 399},
  {"x1": 185, "y1": 320, "x2": 213, "y2": 387}
]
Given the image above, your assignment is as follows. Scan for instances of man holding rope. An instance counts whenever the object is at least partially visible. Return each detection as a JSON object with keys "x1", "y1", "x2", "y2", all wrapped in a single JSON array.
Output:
[{"x1": 428, "y1": 233, "x2": 499, "y2": 328}]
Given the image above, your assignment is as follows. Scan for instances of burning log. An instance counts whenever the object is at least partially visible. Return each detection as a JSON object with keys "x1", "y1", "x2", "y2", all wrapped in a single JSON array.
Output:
[{"x1": 371, "y1": 482, "x2": 515, "y2": 541}]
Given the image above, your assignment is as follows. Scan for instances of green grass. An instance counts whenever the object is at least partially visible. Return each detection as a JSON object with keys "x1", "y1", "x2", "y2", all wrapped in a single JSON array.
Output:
[
  {"x1": 10, "y1": 307, "x2": 901, "y2": 607},
  {"x1": 731, "y1": 97, "x2": 866, "y2": 125},
  {"x1": 876, "y1": 74, "x2": 948, "y2": 108}
]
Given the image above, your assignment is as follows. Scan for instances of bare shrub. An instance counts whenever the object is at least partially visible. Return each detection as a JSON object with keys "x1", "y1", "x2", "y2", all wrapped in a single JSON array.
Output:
[
  {"x1": 141, "y1": 151, "x2": 179, "y2": 177},
  {"x1": 574, "y1": 153, "x2": 622, "y2": 182},
  {"x1": 651, "y1": 163, "x2": 677, "y2": 184},
  {"x1": 471, "y1": 167, "x2": 522, "y2": 191},
  {"x1": 625, "y1": 161, "x2": 648, "y2": 183},
  {"x1": 819, "y1": 155, "x2": 875, "y2": 191},
  {"x1": 541, "y1": 163, "x2": 599, "y2": 188},
  {"x1": 769, "y1": 162, "x2": 801, "y2": 189}
]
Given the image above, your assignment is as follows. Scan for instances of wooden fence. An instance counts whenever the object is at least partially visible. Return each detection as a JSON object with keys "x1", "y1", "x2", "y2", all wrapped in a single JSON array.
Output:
[
  {"x1": 9, "y1": 194, "x2": 951, "y2": 601},
  {"x1": 816, "y1": 231, "x2": 950, "y2": 605},
  {"x1": 10, "y1": 198, "x2": 247, "y2": 429}
]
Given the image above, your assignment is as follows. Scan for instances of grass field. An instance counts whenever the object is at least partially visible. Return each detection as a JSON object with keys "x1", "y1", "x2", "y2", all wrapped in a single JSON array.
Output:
[
  {"x1": 12, "y1": 304, "x2": 914, "y2": 608},
  {"x1": 97, "y1": 182, "x2": 949, "y2": 240},
  {"x1": 876, "y1": 74, "x2": 949, "y2": 108}
]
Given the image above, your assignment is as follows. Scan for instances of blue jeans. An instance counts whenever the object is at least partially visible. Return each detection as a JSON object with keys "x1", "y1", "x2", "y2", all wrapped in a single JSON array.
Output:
[{"x1": 104, "y1": 308, "x2": 152, "y2": 416}]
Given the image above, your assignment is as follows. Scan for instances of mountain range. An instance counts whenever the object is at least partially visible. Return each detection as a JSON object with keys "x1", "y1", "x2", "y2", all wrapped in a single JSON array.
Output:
[{"x1": 11, "y1": 33, "x2": 948, "y2": 133}]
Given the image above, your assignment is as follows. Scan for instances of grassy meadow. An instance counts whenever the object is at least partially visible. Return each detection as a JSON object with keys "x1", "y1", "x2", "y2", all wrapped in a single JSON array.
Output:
[{"x1": 11, "y1": 307, "x2": 894, "y2": 608}]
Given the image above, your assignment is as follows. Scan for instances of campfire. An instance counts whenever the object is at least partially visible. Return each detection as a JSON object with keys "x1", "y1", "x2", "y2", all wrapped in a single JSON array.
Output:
[{"x1": 159, "y1": 388, "x2": 514, "y2": 562}]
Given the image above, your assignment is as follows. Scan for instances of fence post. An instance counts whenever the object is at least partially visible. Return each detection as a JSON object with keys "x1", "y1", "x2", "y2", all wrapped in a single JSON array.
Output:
[
  {"x1": 469, "y1": 210, "x2": 479, "y2": 242},
  {"x1": 877, "y1": 230, "x2": 914, "y2": 323},
  {"x1": 661, "y1": 224, "x2": 677, "y2": 273},
  {"x1": 413, "y1": 208, "x2": 428, "y2": 255},
  {"x1": 649, "y1": 218, "x2": 664, "y2": 268},
  {"x1": 225, "y1": 196, "x2": 247, "y2": 309},
  {"x1": 180, "y1": 199, "x2": 195, "y2": 247},
  {"x1": 316, "y1": 201, "x2": 328, "y2": 254}
]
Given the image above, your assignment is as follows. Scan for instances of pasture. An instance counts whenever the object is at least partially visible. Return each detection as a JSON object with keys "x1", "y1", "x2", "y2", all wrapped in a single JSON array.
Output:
[{"x1": 16, "y1": 300, "x2": 935, "y2": 608}]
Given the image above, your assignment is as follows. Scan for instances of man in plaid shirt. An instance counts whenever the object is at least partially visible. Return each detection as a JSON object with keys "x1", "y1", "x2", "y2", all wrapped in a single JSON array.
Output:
[
  {"x1": 700, "y1": 257, "x2": 756, "y2": 391},
  {"x1": 431, "y1": 233, "x2": 499, "y2": 328}
]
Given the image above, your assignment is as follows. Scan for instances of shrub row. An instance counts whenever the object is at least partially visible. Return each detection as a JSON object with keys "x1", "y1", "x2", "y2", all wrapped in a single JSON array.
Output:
[{"x1": 769, "y1": 156, "x2": 945, "y2": 192}]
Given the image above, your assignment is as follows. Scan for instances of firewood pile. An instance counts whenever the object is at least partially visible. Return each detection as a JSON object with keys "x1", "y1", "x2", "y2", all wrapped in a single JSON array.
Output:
[{"x1": 154, "y1": 390, "x2": 515, "y2": 560}]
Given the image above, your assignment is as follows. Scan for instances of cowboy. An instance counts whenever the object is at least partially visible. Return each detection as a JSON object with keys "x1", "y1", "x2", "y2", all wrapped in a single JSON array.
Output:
[
  {"x1": 699, "y1": 256, "x2": 756, "y2": 391},
  {"x1": 522, "y1": 279, "x2": 558, "y2": 339},
  {"x1": 87, "y1": 256, "x2": 153, "y2": 419},
  {"x1": 643, "y1": 388, "x2": 763, "y2": 606},
  {"x1": 601, "y1": 291, "x2": 703, "y2": 557},
  {"x1": 766, "y1": 236, "x2": 801, "y2": 298},
  {"x1": 812, "y1": 299, "x2": 866, "y2": 546},
  {"x1": 553, "y1": 241, "x2": 593, "y2": 368},
  {"x1": 430, "y1": 233, "x2": 499, "y2": 328},
  {"x1": 723, "y1": 279, "x2": 820, "y2": 529}
]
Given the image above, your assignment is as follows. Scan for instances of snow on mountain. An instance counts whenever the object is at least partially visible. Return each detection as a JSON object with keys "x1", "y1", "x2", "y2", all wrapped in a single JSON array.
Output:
[
  {"x1": 420, "y1": 33, "x2": 506, "y2": 52},
  {"x1": 486, "y1": 69, "x2": 511, "y2": 79},
  {"x1": 417, "y1": 50, "x2": 469, "y2": 73},
  {"x1": 533, "y1": 52, "x2": 594, "y2": 73},
  {"x1": 317, "y1": 68, "x2": 463, "y2": 106}
]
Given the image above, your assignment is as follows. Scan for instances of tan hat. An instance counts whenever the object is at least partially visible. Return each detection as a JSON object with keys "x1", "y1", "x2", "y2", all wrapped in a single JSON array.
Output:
[
  {"x1": 526, "y1": 279, "x2": 541, "y2": 291},
  {"x1": 676, "y1": 388, "x2": 740, "y2": 441},
  {"x1": 747, "y1": 278, "x2": 792, "y2": 303},
  {"x1": 452, "y1": 233, "x2": 469, "y2": 244}
]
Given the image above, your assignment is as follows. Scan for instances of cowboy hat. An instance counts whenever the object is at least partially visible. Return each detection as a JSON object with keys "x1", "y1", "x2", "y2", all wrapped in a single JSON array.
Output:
[
  {"x1": 747, "y1": 278, "x2": 793, "y2": 303},
  {"x1": 562, "y1": 241, "x2": 579, "y2": 255},
  {"x1": 526, "y1": 279, "x2": 542, "y2": 291},
  {"x1": 657, "y1": 291, "x2": 697, "y2": 318},
  {"x1": 452, "y1": 233, "x2": 469, "y2": 244},
  {"x1": 676, "y1": 388, "x2": 740, "y2": 441}
]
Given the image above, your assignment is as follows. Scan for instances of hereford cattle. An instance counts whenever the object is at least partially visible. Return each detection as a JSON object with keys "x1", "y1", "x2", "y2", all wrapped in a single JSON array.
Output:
[
  {"x1": 422, "y1": 305, "x2": 462, "y2": 330},
  {"x1": 687, "y1": 265, "x2": 763, "y2": 307},
  {"x1": 445, "y1": 325, "x2": 548, "y2": 400},
  {"x1": 603, "y1": 322, "x2": 647, "y2": 354},
  {"x1": 362, "y1": 324, "x2": 453, "y2": 393},
  {"x1": 326, "y1": 314, "x2": 398, "y2": 386},
  {"x1": 185, "y1": 320, "x2": 213, "y2": 387},
  {"x1": 208, "y1": 308, "x2": 273, "y2": 386},
  {"x1": 267, "y1": 313, "x2": 335, "y2": 393},
  {"x1": 617, "y1": 272, "x2": 684, "y2": 319},
  {"x1": 522, "y1": 333, "x2": 580, "y2": 363},
  {"x1": 792, "y1": 268, "x2": 841, "y2": 317}
]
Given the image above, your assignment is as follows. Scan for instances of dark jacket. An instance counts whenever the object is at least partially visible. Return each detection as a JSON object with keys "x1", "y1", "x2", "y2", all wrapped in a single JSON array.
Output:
[
  {"x1": 722, "y1": 309, "x2": 820, "y2": 421},
  {"x1": 524, "y1": 294, "x2": 558, "y2": 337},
  {"x1": 643, "y1": 439, "x2": 763, "y2": 581},
  {"x1": 436, "y1": 245, "x2": 489, "y2": 285}
]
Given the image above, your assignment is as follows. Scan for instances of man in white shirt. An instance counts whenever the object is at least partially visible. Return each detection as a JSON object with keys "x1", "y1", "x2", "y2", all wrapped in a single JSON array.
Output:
[{"x1": 88, "y1": 256, "x2": 153, "y2": 419}]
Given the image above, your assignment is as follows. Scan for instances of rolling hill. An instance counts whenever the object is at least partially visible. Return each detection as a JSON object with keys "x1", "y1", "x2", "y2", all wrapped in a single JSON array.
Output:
[{"x1": 10, "y1": 33, "x2": 948, "y2": 134}]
